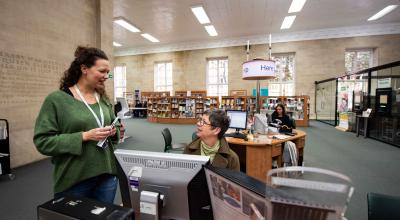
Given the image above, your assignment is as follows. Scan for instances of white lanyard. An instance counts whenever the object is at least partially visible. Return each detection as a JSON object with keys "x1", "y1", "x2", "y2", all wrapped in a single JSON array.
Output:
[{"x1": 74, "y1": 85, "x2": 104, "y2": 128}]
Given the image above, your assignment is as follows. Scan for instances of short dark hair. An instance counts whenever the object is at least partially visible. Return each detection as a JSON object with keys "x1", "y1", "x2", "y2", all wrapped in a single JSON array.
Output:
[{"x1": 204, "y1": 109, "x2": 230, "y2": 138}]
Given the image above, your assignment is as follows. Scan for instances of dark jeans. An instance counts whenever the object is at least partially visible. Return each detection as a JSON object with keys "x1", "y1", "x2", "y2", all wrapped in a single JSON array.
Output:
[{"x1": 54, "y1": 174, "x2": 118, "y2": 204}]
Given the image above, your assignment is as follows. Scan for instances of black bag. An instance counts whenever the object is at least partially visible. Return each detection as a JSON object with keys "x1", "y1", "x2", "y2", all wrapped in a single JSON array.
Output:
[{"x1": 279, "y1": 125, "x2": 293, "y2": 133}]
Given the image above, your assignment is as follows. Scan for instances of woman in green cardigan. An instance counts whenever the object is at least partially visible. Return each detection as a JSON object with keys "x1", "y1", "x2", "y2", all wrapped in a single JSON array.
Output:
[{"x1": 33, "y1": 46, "x2": 121, "y2": 204}]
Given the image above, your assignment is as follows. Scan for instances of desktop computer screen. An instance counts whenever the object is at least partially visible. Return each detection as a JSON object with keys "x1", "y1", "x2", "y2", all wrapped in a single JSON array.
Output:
[
  {"x1": 204, "y1": 165, "x2": 336, "y2": 220},
  {"x1": 204, "y1": 165, "x2": 267, "y2": 220},
  {"x1": 226, "y1": 110, "x2": 247, "y2": 130},
  {"x1": 225, "y1": 110, "x2": 248, "y2": 139},
  {"x1": 114, "y1": 149, "x2": 212, "y2": 220}
]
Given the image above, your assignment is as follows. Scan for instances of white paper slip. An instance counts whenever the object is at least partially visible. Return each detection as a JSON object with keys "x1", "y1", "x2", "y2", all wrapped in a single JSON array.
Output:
[{"x1": 272, "y1": 134, "x2": 290, "y2": 140}]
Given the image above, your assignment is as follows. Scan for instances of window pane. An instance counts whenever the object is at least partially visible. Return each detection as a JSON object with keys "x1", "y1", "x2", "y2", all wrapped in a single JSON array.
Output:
[
  {"x1": 114, "y1": 65, "x2": 126, "y2": 100},
  {"x1": 345, "y1": 50, "x2": 372, "y2": 73},
  {"x1": 154, "y1": 62, "x2": 173, "y2": 91},
  {"x1": 115, "y1": 87, "x2": 125, "y2": 98},
  {"x1": 207, "y1": 58, "x2": 228, "y2": 96},
  {"x1": 269, "y1": 83, "x2": 281, "y2": 96},
  {"x1": 219, "y1": 85, "x2": 228, "y2": 96},
  {"x1": 208, "y1": 85, "x2": 218, "y2": 96}
]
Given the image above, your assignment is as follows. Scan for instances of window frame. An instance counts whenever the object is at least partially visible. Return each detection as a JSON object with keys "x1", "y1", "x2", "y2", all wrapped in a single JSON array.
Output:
[
  {"x1": 206, "y1": 57, "x2": 229, "y2": 96},
  {"x1": 113, "y1": 65, "x2": 126, "y2": 101},
  {"x1": 268, "y1": 53, "x2": 296, "y2": 96},
  {"x1": 345, "y1": 48, "x2": 374, "y2": 74},
  {"x1": 154, "y1": 61, "x2": 173, "y2": 93}
]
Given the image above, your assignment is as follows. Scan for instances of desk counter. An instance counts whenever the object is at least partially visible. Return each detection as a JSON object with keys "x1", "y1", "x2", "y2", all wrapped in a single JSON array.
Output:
[{"x1": 226, "y1": 130, "x2": 306, "y2": 182}]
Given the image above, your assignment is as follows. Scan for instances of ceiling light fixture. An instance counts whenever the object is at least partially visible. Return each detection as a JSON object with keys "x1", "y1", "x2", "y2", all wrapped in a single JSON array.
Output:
[
  {"x1": 114, "y1": 17, "x2": 141, "y2": 32},
  {"x1": 141, "y1": 33, "x2": 160, "y2": 43},
  {"x1": 204, "y1": 25, "x2": 218, "y2": 36},
  {"x1": 191, "y1": 6, "x2": 211, "y2": 24},
  {"x1": 288, "y1": 0, "x2": 307, "y2": 13},
  {"x1": 281, "y1": 15, "x2": 296, "y2": 29},
  {"x1": 368, "y1": 5, "x2": 398, "y2": 21},
  {"x1": 113, "y1": 42, "x2": 122, "y2": 47}
]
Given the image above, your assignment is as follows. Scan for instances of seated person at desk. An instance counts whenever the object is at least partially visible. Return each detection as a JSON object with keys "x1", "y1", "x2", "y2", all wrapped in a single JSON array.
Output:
[
  {"x1": 271, "y1": 103, "x2": 294, "y2": 128},
  {"x1": 184, "y1": 110, "x2": 240, "y2": 171}
]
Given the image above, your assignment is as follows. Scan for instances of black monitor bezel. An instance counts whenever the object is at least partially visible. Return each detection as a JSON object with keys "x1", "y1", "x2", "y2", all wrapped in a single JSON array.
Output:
[{"x1": 226, "y1": 110, "x2": 248, "y2": 130}]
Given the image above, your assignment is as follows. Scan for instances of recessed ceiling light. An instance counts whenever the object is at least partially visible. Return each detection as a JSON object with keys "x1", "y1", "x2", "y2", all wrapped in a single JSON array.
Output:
[
  {"x1": 113, "y1": 42, "x2": 122, "y2": 47},
  {"x1": 114, "y1": 17, "x2": 141, "y2": 32},
  {"x1": 191, "y1": 6, "x2": 211, "y2": 24},
  {"x1": 368, "y1": 5, "x2": 398, "y2": 21},
  {"x1": 288, "y1": 0, "x2": 307, "y2": 13},
  {"x1": 204, "y1": 25, "x2": 218, "y2": 36},
  {"x1": 281, "y1": 15, "x2": 296, "y2": 29},
  {"x1": 141, "y1": 33, "x2": 160, "y2": 43}
]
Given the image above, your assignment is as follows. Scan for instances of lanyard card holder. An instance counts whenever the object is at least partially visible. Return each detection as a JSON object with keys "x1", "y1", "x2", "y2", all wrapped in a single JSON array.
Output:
[{"x1": 97, "y1": 116, "x2": 120, "y2": 149}]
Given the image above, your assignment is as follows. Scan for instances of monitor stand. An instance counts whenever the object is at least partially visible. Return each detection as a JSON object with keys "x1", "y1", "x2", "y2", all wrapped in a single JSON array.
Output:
[
  {"x1": 225, "y1": 129, "x2": 247, "y2": 139},
  {"x1": 140, "y1": 190, "x2": 164, "y2": 220}
]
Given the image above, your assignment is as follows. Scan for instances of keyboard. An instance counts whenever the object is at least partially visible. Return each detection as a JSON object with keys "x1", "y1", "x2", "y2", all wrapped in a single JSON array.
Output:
[{"x1": 224, "y1": 132, "x2": 247, "y2": 139}]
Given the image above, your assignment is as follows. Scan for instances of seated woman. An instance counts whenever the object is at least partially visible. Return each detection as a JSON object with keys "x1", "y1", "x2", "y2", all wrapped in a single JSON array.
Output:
[
  {"x1": 184, "y1": 110, "x2": 240, "y2": 171},
  {"x1": 271, "y1": 103, "x2": 294, "y2": 128}
]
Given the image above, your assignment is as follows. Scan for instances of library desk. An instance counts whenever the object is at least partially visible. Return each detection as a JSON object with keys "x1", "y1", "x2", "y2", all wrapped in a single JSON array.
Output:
[{"x1": 226, "y1": 130, "x2": 306, "y2": 182}]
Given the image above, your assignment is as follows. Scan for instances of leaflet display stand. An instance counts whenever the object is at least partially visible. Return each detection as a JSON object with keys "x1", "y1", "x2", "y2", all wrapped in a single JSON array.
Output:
[{"x1": 0, "y1": 119, "x2": 15, "y2": 180}]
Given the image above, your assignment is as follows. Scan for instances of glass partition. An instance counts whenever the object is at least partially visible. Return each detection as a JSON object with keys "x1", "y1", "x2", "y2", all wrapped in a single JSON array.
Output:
[
  {"x1": 315, "y1": 60, "x2": 400, "y2": 146},
  {"x1": 315, "y1": 79, "x2": 337, "y2": 125}
]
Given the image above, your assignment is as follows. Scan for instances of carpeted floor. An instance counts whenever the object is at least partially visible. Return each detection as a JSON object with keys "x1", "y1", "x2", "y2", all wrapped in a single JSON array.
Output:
[{"x1": 0, "y1": 119, "x2": 399, "y2": 220}]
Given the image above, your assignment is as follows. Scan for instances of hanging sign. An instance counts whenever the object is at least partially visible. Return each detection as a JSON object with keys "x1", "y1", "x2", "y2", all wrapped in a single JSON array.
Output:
[{"x1": 242, "y1": 59, "x2": 276, "y2": 80}]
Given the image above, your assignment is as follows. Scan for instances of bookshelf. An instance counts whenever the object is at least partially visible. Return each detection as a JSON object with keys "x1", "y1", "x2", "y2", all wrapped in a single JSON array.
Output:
[
  {"x1": 246, "y1": 96, "x2": 257, "y2": 115},
  {"x1": 145, "y1": 94, "x2": 308, "y2": 126}
]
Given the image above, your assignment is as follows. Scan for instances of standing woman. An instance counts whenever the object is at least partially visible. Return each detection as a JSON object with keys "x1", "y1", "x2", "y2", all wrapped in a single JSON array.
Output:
[
  {"x1": 34, "y1": 46, "x2": 121, "y2": 204},
  {"x1": 271, "y1": 103, "x2": 293, "y2": 128}
]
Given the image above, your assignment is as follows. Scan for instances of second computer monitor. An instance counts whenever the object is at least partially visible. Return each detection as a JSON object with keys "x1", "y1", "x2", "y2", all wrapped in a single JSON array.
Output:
[{"x1": 226, "y1": 110, "x2": 247, "y2": 130}]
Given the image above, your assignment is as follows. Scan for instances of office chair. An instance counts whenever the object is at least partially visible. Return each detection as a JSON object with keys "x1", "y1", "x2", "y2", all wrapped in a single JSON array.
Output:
[
  {"x1": 367, "y1": 192, "x2": 400, "y2": 220},
  {"x1": 116, "y1": 97, "x2": 131, "y2": 119},
  {"x1": 161, "y1": 128, "x2": 186, "y2": 153},
  {"x1": 267, "y1": 166, "x2": 354, "y2": 220}
]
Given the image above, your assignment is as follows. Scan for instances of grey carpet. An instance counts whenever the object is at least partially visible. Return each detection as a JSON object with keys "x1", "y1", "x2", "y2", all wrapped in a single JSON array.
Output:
[{"x1": 0, "y1": 119, "x2": 399, "y2": 220}]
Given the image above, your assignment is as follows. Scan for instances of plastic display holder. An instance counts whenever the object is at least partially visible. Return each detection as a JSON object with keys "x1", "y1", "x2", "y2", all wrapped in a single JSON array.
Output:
[{"x1": 266, "y1": 166, "x2": 354, "y2": 220}]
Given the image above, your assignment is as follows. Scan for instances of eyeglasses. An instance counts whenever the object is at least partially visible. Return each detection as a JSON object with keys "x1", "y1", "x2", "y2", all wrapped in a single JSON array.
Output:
[{"x1": 196, "y1": 117, "x2": 212, "y2": 127}]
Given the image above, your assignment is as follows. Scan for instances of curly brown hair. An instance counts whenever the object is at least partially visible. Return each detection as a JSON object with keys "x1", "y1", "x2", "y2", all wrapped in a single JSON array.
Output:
[{"x1": 59, "y1": 46, "x2": 109, "y2": 97}]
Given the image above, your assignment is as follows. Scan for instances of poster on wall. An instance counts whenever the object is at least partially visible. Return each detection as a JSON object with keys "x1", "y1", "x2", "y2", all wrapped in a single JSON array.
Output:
[
  {"x1": 378, "y1": 78, "x2": 391, "y2": 88},
  {"x1": 337, "y1": 113, "x2": 349, "y2": 131}
]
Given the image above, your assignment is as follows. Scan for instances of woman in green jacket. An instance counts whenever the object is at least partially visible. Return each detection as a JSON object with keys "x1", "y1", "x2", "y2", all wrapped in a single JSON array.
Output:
[{"x1": 33, "y1": 46, "x2": 121, "y2": 204}]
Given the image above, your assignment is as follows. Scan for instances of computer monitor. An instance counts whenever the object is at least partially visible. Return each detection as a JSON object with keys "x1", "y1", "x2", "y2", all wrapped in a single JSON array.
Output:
[
  {"x1": 226, "y1": 110, "x2": 247, "y2": 130},
  {"x1": 204, "y1": 165, "x2": 336, "y2": 220},
  {"x1": 114, "y1": 149, "x2": 212, "y2": 220},
  {"x1": 204, "y1": 165, "x2": 267, "y2": 220},
  {"x1": 254, "y1": 113, "x2": 269, "y2": 134}
]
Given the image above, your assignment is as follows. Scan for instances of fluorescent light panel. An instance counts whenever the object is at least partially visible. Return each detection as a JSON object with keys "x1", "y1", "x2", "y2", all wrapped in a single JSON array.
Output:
[
  {"x1": 114, "y1": 18, "x2": 141, "y2": 32},
  {"x1": 113, "y1": 42, "x2": 122, "y2": 47},
  {"x1": 141, "y1": 33, "x2": 160, "y2": 43},
  {"x1": 288, "y1": 0, "x2": 307, "y2": 13},
  {"x1": 368, "y1": 5, "x2": 398, "y2": 21},
  {"x1": 281, "y1": 15, "x2": 296, "y2": 29},
  {"x1": 204, "y1": 25, "x2": 218, "y2": 36},
  {"x1": 191, "y1": 6, "x2": 211, "y2": 24}
]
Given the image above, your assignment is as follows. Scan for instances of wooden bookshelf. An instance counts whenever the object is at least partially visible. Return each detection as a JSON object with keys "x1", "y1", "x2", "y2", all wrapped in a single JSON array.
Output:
[{"x1": 147, "y1": 95, "x2": 218, "y2": 124}]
